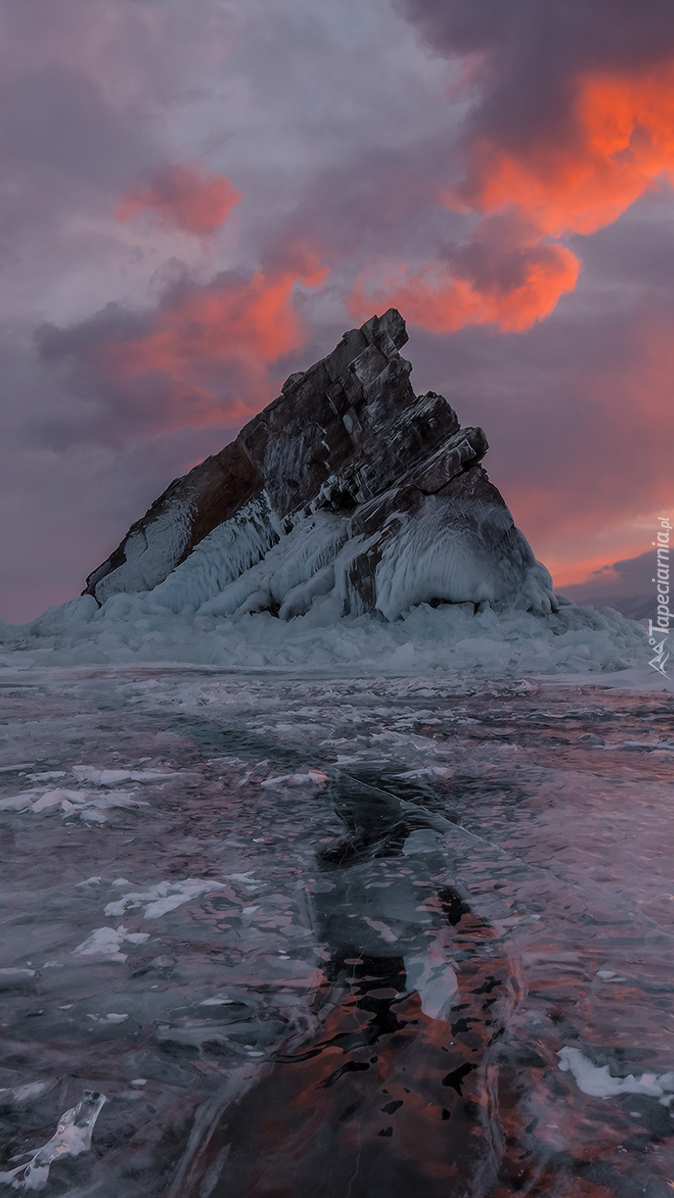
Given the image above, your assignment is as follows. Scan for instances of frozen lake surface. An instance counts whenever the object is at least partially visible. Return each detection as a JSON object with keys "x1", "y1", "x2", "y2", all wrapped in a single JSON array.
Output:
[{"x1": 0, "y1": 664, "x2": 673, "y2": 1196}]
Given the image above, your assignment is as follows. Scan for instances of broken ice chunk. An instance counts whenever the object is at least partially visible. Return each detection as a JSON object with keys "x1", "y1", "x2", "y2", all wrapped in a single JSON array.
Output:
[
  {"x1": 558, "y1": 1047, "x2": 674, "y2": 1105},
  {"x1": 71, "y1": 766, "x2": 175, "y2": 786},
  {"x1": 72, "y1": 925, "x2": 149, "y2": 962},
  {"x1": 104, "y1": 877, "x2": 225, "y2": 920},
  {"x1": 260, "y1": 772, "x2": 326, "y2": 788},
  {"x1": 0, "y1": 1090, "x2": 105, "y2": 1190},
  {"x1": 0, "y1": 794, "x2": 37, "y2": 812},
  {"x1": 0, "y1": 968, "x2": 36, "y2": 990},
  {"x1": 80, "y1": 808, "x2": 109, "y2": 823},
  {"x1": 32, "y1": 788, "x2": 87, "y2": 812},
  {"x1": 404, "y1": 951, "x2": 459, "y2": 1020}
]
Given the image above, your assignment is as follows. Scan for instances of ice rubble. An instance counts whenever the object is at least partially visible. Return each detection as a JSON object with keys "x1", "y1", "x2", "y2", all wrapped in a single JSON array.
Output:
[
  {"x1": 0, "y1": 588, "x2": 646, "y2": 677},
  {"x1": 0, "y1": 785, "x2": 148, "y2": 822},
  {"x1": 0, "y1": 762, "x2": 185, "y2": 824}
]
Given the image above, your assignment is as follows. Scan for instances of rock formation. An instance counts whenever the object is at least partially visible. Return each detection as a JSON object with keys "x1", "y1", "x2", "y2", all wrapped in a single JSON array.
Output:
[{"x1": 84, "y1": 309, "x2": 556, "y2": 620}]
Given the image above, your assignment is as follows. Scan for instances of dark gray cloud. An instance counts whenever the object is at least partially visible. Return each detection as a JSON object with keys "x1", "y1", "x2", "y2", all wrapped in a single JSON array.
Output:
[
  {"x1": 397, "y1": 0, "x2": 674, "y2": 62},
  {"x1": 562, "y1": 551, "x2": 655, "y2": 601},
  {"x1": 396, "y1": 0, "x2": 674, "y2": 148}
]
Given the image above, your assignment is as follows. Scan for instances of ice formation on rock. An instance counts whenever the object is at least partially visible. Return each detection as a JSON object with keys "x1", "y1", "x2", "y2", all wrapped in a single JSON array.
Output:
[{"x1": 84, "y1": 309, "x2": 555, "y2": 620}]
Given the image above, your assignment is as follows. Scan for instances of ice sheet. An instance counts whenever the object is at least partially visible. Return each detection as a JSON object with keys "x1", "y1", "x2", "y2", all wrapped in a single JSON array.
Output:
[{"x1": 0, "y1": 668, "x2": 672, "y2": 1195}]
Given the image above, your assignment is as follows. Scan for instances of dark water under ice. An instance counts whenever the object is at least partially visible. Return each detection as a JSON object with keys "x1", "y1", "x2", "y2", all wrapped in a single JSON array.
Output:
[{"x1": 0, "y1": 666, "x2": 673, "y2": 1196}]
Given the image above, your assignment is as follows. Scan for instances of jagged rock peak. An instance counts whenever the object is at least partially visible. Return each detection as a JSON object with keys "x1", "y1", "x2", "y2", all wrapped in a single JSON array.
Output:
[{"x1": 85, "y1": 309, "x2": 555, "y2": 620}]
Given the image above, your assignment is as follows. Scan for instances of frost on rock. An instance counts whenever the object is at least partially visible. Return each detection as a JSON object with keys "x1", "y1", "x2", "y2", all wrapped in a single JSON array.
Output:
[
  {"x1": 92, "y1": 501, "x2": 194, "y2": 604},
  {"x1": 80, "y1": 309, "x2": 557, "y2": 621}
]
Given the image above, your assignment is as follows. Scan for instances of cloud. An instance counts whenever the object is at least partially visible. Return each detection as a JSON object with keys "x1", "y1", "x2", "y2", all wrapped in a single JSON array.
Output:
[
  {"x1": 350, "y1": 213, "x2": 579, "y2": 333},
  {"x1": 351, "y1": 0, "x2": 674, "y2": 333},
  {"x1": 117, "y1": 163, "x2": 241, "y2": 235},
  {"x1": 563, "y1": 550, "x2": 655, "y2": 600},
  {"x1": 36, "y1": 252, "x2": 329, "y2": 446},
  {"x1": 451, "y1": 64, "x2": 674, "y2": 238}
]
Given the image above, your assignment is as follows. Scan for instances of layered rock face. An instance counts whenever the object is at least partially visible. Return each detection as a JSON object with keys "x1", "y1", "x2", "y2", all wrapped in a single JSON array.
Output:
[{"x1": 85, "y1": 309, "x2": 556, "y2": 619}]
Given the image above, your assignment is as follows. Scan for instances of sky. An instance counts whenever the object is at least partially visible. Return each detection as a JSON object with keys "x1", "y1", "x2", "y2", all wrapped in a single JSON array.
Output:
[{"x1": 1, "y1": 0, "x2": 673, "y2": 622}]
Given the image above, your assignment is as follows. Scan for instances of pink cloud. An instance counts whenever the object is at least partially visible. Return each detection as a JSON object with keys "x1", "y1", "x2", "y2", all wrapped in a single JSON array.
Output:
[{"x1": 117, "y1": 162, "x2": 241, "y2": 236}]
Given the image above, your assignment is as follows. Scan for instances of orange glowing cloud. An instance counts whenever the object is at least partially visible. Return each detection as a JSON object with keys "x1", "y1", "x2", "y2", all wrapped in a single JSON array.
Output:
[
  {"x1": 117, "y1": 163, "x2": 241, "y2": 236},
  {"x1": 352, "y1": 60, "x2": 674, "y2": 335},
  {"x1": 93, "y1": 253, "x2": 328, "y2": 432},
  {"x1": 455, "y1": 63, "x2": 674, "y2": 237},
  {"x1": 350, "y1": 239, "x2": 579, "y2": 334}
]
